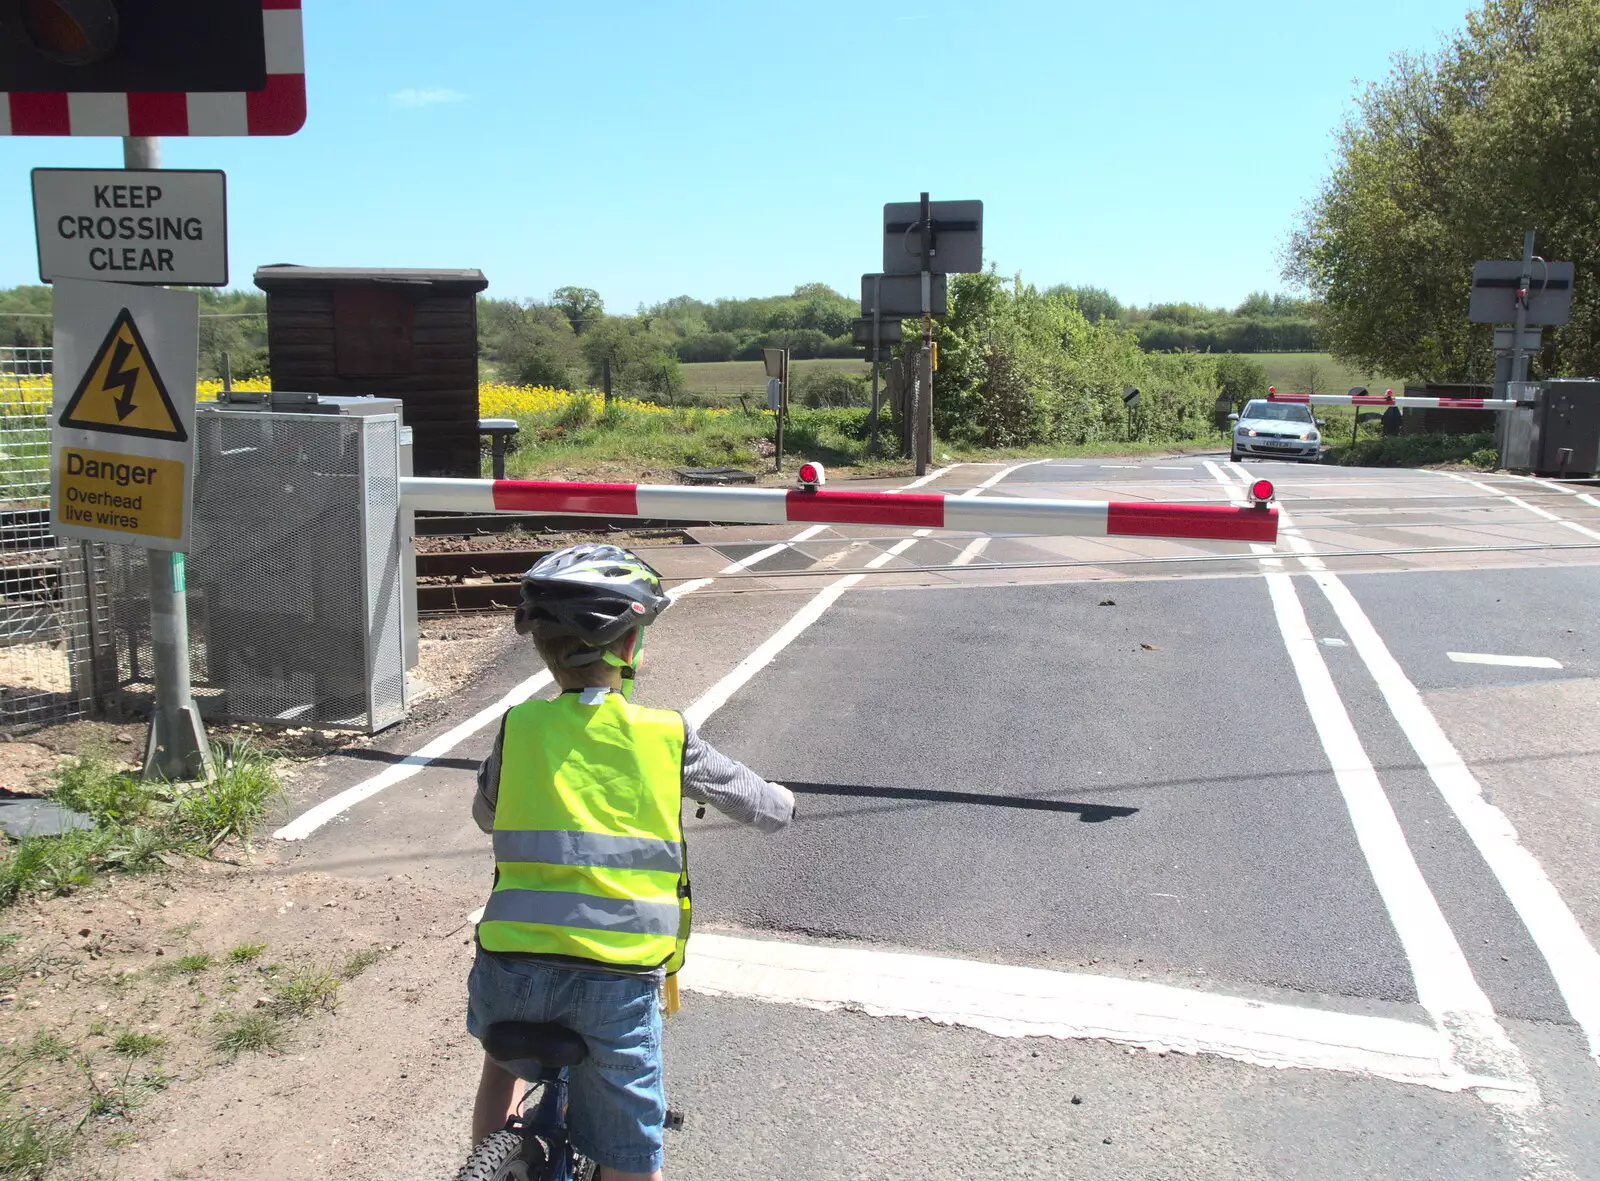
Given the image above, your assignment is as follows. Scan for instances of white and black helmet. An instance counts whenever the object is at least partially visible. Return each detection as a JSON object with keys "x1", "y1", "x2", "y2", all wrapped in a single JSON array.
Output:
[{"x1": 513, "y1": 544, "x2": 671, "y2": 661}]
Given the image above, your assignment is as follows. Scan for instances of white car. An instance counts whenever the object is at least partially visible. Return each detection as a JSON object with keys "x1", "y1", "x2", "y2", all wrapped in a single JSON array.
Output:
[{"x1": 1229, "y1": 400, "x2": 1322, "y2": 463}]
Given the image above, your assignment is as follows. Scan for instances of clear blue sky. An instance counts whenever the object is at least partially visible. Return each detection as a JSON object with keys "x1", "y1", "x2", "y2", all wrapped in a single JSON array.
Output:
[{"x1": 1, "y1": 0, "x2": 1471, "y2": 312}]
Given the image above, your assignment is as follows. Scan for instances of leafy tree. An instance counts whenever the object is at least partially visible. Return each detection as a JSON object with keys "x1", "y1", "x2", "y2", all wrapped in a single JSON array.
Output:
[
  {"x1": 579, "y1": 317, "x2": 682, "y2": 398},
  {"x1": 480, "y1": 298, "x2": 583, "y2": 387},
  {"x1": 1214, "y1": 354, "x2": 1269, "y2": 410},
  {"x1": 551, "y1": 286, "x2": 604, "y2": 336},
  {"x1": 1287, "y1": 0, "x2": 1600, "y2": 381},
  {"x1": 1060, "y1": 285, "x2": 1123, "y2": 323}
]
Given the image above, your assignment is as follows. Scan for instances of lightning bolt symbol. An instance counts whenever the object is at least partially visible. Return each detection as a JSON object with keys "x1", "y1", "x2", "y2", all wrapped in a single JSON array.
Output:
[{"x1": 102, "y1": 336, "x2": 139, "y2": 422}]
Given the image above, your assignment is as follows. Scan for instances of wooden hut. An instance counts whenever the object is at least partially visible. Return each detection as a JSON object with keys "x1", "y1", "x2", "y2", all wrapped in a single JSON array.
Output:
[{"x1": 253, "y1": 266, "x2": 489, "y2": 476}]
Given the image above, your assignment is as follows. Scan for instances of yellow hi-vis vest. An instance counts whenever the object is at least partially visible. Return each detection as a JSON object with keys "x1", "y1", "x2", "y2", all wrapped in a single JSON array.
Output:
[{"x1": 478, "y1": 689, "x2": 690, "y2": 973}]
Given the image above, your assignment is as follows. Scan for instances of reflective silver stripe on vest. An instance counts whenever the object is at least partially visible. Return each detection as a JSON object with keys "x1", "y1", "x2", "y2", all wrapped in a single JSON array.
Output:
[
  {"x1": 493, "y1": 829, "x2": 683, "y2": 874},
  {"x1": 481, "y1": 889, "x2": 681, "y2": 936}
]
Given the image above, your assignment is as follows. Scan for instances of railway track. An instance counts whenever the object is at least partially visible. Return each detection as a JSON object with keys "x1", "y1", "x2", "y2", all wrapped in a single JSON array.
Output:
[{"x1": 413, "y1": 518, "x2": 691, "y2": 614}]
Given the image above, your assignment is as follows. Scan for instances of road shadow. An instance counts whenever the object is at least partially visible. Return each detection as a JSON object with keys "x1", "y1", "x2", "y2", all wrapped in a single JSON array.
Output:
[{"x1": 784, "y1": 781, "x2": 1139, "y2": 823}]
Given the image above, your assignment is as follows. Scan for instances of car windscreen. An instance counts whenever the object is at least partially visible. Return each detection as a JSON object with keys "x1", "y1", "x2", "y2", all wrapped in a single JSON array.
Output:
[{"x1": 1241, "y1": 402, "x2": 1313, "y2": 423}]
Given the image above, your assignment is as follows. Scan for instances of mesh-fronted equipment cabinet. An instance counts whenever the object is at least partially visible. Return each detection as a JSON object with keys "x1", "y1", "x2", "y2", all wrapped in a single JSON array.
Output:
[{"x1": 111, "y1": 395, "x2": 408, "y2": 732}]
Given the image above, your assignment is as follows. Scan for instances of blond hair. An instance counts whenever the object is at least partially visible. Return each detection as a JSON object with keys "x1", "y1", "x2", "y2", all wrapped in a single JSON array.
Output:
[{"x1": 531, "y1": 631, "x2": 634, "y2": 690}]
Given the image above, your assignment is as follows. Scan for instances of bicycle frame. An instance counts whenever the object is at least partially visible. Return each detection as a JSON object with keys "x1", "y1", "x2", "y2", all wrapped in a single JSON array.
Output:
[{"x1": 512, "y1": 1065, "x2": 582, "y2": 1181}]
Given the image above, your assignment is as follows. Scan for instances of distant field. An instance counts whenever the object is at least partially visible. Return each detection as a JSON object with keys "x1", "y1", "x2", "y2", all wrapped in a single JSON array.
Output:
[
  {"x1": 1236, "y1": 352, "x2": 1407, "y2": 396},
  {"x1": 681, "y1": 358, "x2": 870, "y2": 397}
]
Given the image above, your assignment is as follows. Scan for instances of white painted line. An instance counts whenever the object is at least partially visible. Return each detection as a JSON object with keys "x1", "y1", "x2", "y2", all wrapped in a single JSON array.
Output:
[
  {"x1": 952, "y1": 536, "x2": 991, "y2": 566},
  {"x1": 895, "y1": 463, "x2": 963, "y2": 491},
  {"x1": 1099, "y1": 465, "x2": 1139, "y2": 469},
  {"x1": 1437, "y1": 471, "x2": 1600, "y2": 543},
  {"x1": 1207, "y1": 462, "x2": 1535, "y2": 1095},
  {"x1": 1265, "y1": 568, "x2": 1534, "y2": 1095},
  {"x1": 1221, "y1": 461, "x2": 1600, "y2": 1073},
  {"x1": 963, "y1": 458, "x2": 1053, "y2": 496},
  {"x1": 863, "y1": 529, "x2": 932, "y2": 570},
  {"x1": 1447, "y1": 652, "x2": 1564, "y2": 670},
  {"x1": 717, "y1": 524, "x2": 828, "y2": 574},
  {"x1": 679, "y1": 933, "x2": 1486, "y2": 1092},
  {"x1": 1313, "y1": 570, "x2": 1600, "y2": 1067},
  {"x1": 272, "y1": 666, "x2": 555, "y2": 841},
  {"x1": 682, "y1": 572, "x2": 863, "y2": 729},
  {"x1": 1152, "y1": 466, "x2": 1197, "y2": 471}
]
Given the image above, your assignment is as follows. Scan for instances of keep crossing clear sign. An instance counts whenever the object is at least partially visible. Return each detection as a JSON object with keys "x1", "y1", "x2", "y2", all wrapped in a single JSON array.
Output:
[{"x1": 50, "y1": 279, "x2": 198, "y2": 551}]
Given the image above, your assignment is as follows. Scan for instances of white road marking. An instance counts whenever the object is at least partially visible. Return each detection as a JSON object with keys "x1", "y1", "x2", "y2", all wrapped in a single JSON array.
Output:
[
  {"x1": 1152, "y1": 466, "x2": 1197, "y2": 471},
  {"x1": 273, "y1": 666, "x2": 556, "y2": 841},
  {"x1": 1099, "y1": 464, "x2": 1139, "y2": 469},
  {"x1": 1447, "y1": 653, "x2": 1564, "y2": 670},
  {"x1": 1436, "y1": 471, "x2": 1600, "y2": 543},
  {"x1": 952, "y1": 536, "x2": 991, "y2": 566},
  {"x1": 1313, "y1": 568, "x2": 1600, "y2": 1067},
  {"x1": 895, "y1": 463, "x2": 964, "y2": 491},
  {"x1": 1203, "y1": 462, "x2": 1537, "y2": 1097},
  {"x1": 1220, "y1": 463, "x2": 1600, "y2": 1074},
  {"x1": 679, "y1": 933, "x2": 1494, "y2": 1093},
  {"x1": 717, "y1": 524, "x2": 829, "y2": 573},
  {"x1": 682, "y1": 571, "x2": 864, "y2": 729}
]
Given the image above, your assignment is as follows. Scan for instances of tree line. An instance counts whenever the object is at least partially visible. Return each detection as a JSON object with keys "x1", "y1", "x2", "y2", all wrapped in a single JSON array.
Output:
[{"x1": 1048, "y1": 286, "x2": 1320, "y2": 353}]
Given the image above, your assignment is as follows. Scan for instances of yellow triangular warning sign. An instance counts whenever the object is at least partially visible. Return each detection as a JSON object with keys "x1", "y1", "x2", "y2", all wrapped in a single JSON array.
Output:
[{"x1": 58, "y1": 309, "x2": 188, "y2": 442}]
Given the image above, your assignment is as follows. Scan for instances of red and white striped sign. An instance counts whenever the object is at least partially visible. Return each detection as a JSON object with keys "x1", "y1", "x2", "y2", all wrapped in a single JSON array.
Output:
[
  {"x1": 0, "y1": 2, "x2": 305, "y2": 137},
  {"x1": 402, "y1": 478, "x2": 1281, "y2": 544},
  {"x1": 1267, "y1": 392, "x2": 1515, "y2": 410}
]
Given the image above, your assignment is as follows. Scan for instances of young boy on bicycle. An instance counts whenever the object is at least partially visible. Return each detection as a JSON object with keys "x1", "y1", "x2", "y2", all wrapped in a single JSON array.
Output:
[{"x1": 467, "y1": 544, "x2": 795, "y2": 1180}]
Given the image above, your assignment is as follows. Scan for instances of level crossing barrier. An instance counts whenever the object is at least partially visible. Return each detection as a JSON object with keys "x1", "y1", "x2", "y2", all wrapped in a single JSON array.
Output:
[
  {"x1": 400, "y1": 478, "x2": 1281, "y2": 544},
  {"x1": 1267, "y1": 391, "x2": 1516, "y2": 410}
]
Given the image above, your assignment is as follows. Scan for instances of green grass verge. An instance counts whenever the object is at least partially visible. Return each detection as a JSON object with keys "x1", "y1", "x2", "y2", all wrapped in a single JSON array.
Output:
[
  {"x1": 0, "y1": 745, "x2": 282, "y2": 909},
  {"x1": 496, "y1": 402, "x2": 1230, "y2": 482}
]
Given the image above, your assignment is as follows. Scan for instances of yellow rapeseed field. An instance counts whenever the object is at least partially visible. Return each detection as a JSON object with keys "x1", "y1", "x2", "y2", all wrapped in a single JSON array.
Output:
[{"x1": 4, "y1": 377, "x2": 718, "y2": 420}]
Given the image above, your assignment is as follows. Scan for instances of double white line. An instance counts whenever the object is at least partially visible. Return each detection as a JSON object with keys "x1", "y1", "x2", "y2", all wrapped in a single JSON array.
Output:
[{"x1": 1208, "y1": 462, "x2": 1600, "y2": 1096}]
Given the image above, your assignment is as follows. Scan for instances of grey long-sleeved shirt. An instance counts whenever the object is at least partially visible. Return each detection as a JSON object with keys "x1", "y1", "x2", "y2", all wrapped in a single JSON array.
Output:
[{"x1": 472, "y1": 700, "x2": 795, "y2": 834}]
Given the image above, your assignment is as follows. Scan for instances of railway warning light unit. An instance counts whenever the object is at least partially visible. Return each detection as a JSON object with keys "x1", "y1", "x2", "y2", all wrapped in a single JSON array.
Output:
[
  {"x1": 1250, "y1": 479, "x2": 1275, "y2": 508},
  {"x1": 797, "y1": 462, "x2": 825, "y2": 490},
  {"x1": 1267, "y1": 387, "x2": 1276, "y2": 395}
]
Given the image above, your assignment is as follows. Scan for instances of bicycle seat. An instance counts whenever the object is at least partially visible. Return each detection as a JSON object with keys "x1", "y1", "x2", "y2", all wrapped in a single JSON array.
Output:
[{"x1": 484, "y1": 1022, "x2": 589, "y2": 1068}]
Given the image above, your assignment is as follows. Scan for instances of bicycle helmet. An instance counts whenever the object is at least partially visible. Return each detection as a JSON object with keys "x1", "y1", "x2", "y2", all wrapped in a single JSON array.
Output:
[{"x1": 513, "y1": 544, "x2": 671, "y2": 667}]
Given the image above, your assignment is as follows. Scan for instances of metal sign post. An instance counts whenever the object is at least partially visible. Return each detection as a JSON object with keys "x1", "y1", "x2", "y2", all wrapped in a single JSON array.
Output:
[
  {"x1": 1468, "y1": 233, "x2": 1574, "y2": 469},
  {"x1": 46, "y1": 134, "x2": 211, "y2": 781},
  {"x1": 762, "y1": 347, "x2": 789, "y2": 471},
  {"x1": 875, "y1": 194, "x2": 982, "y2": 475}
]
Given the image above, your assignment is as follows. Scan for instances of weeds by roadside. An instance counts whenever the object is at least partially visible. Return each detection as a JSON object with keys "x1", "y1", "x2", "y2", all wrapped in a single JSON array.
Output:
[
  {"x1": 0, "y1": 743, "x2": 281, "y2": 909},
  {"x1": 213, "y1": 1012, "x2": 284, "y2": 1056}
]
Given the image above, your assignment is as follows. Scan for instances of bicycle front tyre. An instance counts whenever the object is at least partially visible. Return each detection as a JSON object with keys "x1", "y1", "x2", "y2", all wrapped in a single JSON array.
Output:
[{"x1": 455, "y1": 1130, "x2": 533, "y2": 1181}]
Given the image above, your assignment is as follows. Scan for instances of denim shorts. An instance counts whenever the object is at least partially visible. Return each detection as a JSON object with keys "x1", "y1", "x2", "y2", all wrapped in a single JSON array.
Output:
[{"x1": 466, "y1": 948, "x2": 665, "y2": 1175}]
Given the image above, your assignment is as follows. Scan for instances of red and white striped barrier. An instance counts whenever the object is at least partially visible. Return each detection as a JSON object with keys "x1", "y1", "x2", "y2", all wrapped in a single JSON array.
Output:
[
  {"x1": 401, "y1": 478, "x2": 1280, "y2": 544},
  {"x1": 1267, "y1": 392, "x2": 1515, "y2": 410},
  {"x1": 0, "y1": 2, "x2": 305, "y2": 137}
]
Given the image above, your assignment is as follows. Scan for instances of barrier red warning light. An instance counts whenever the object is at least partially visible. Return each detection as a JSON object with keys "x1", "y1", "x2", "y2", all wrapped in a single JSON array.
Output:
[
  {"x1": 1250, "y1": 479, "x2": 1275, "y2": 506},
  {"x1": 797, "y1": 462, "x2": 825, "y2": 489}
]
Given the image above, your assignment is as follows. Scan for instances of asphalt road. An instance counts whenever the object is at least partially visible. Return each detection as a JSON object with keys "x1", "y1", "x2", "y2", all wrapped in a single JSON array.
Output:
[{"x1": 264, "y1": 454, "x2": 1600, "y2": 1180}]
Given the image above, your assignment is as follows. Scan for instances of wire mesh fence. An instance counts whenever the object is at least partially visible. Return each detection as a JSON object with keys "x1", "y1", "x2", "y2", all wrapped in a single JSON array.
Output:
[{"x1": 0, "y1": 347, "x2": 115, "y2": 733}]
